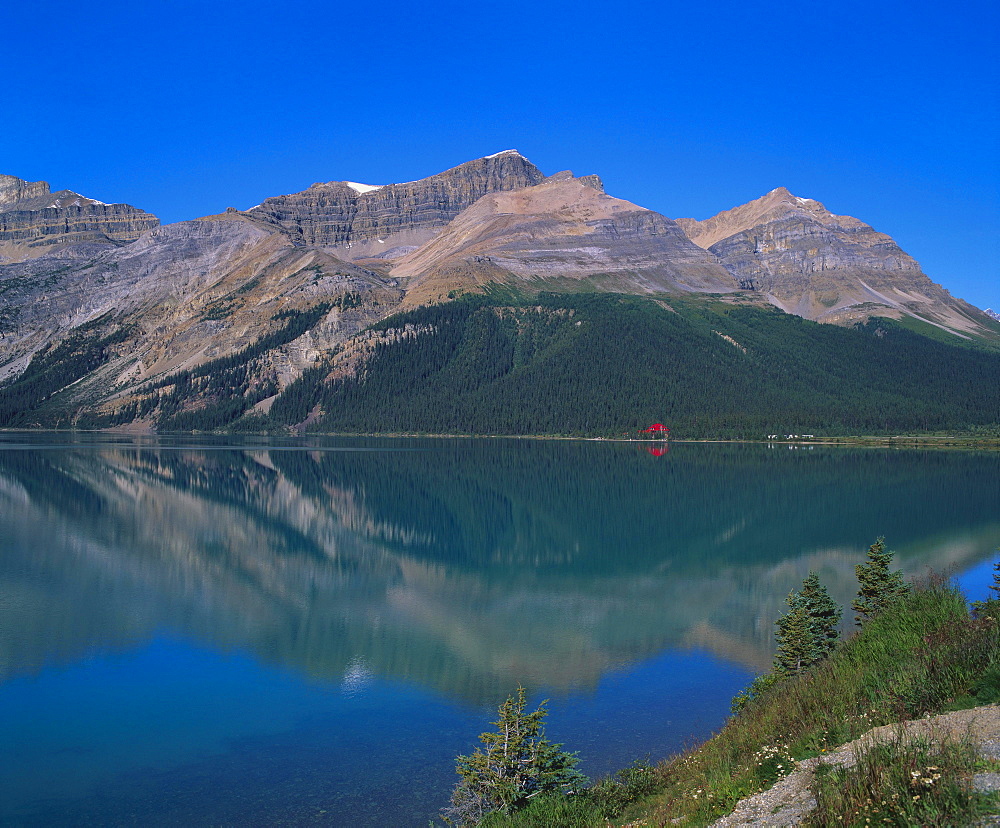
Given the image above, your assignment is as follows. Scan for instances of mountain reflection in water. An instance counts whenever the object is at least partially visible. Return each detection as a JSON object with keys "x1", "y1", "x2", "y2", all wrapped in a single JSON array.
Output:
[{"x1": 1, "y1": 436, "x2": 998, "y2": 704}]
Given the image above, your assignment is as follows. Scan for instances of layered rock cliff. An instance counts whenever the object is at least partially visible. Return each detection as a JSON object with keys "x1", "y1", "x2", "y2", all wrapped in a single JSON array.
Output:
[
  {"x1": 677, "y1": 187, "x2": 993, "y2": 335},
  {"x1": 0, "y1": 213, "x2": 400, "y2": 421},
  {"x1": 394, "y1": 175, "x2": 738, "y2": 304},
  {"x1": 248, "y1": 150, "x2": 546, "y2": 257},
  {"x1": 0, "y1": 174, "x2": 50, "y2": 207},
  {"x1": 0, "y1": 174, "x2": 159, "y2": 260}
]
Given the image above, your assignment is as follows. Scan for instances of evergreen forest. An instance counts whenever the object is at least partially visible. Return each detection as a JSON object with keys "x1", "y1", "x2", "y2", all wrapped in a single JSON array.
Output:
[
  {"x1": 266, "y1": 294, "x2": 1000, "y2": 439},
  {"x1": 2, "y1": 293, "x2": 999, "y2": 438}
]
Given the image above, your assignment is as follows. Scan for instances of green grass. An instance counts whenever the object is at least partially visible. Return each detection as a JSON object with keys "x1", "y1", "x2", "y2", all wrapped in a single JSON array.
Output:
[
  {"x1": 891, "y1": 312, "x2": 1000, "y2": 352},
  {"x1": 811, "y1": 733, "x2": 990, "y2": 827},
  {"x1": 642, "y1": 581, "x2": 999, "y2": 826},
  {"x1": 463, "y1": 580, "x2": 1000, "y2": 826},
  {"x1": 475, "y1": 761, "x2": 660, "y2": 827}
]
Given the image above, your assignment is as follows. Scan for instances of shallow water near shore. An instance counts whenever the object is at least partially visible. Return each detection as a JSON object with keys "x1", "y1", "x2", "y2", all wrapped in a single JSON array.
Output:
[{"x1": 0, "y1": 434, "x2": 997, "y2": 825}]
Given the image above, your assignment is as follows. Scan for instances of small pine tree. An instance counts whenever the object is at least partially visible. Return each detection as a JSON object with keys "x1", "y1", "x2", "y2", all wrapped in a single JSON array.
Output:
[
  {"x1": 735, "y1": 573, "x2": 841, "y2": 713},
  {"x1": 991, "y1": 560, "x2": 1000, "y2": 598},
  {"x1": 800, "y1": 570, "x2": 842, "y2": 657},
  {"x1": 774, "y1": 592, "x2": 817, "y2": 676},
  {"x1": 774, "y1": 572, "x2": 842, "y2": 677},
  {"x1": 852, "y1": 536, "x2": 910, "y2": 625},
  {"x1": 442, "y1": 686, "x2": 586, "y2": 826}
]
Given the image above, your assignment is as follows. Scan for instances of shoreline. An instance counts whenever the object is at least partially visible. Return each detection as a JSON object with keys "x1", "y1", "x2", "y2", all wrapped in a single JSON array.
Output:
[{"x1": 1, "y1": 427, "x2": 999, "y2": 450}]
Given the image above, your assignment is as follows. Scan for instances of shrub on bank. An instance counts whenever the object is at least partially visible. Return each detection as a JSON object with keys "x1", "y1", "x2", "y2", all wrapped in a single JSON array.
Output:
[
  {"x1": 477, "y1": 760, "x2": 659, "y2": 827},
  {"x1": 645, "y1": 578, "x2": 1000, "y2": 826},
  {"x1": 444, "y1": 564, "x2": 1000, "y2": 826}
]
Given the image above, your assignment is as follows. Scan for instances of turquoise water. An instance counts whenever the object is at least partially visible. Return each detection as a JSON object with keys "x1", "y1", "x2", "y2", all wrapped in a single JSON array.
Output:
[{"x1": 0, "y1": 435, "x2": 997, "y2": 825}]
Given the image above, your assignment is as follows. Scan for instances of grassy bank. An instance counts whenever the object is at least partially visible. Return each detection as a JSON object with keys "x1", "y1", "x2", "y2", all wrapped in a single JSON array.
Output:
[
  {"x1": 463, "y1": 579, "x2": 1000, "y2": 826},
  {"x1": 798, "y1": 434, "x2": 1000, "y2": 449}
]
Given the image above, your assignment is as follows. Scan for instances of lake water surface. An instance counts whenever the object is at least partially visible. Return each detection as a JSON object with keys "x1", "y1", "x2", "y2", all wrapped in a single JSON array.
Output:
[{"x1": 1, "y1": 435, "x2": 997, "y2": 826}]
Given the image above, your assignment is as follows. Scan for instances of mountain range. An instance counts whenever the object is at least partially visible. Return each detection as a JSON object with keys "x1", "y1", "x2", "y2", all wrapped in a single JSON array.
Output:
[{"x1": 0, "y1": 152, "x2": 997, "y2": 434}]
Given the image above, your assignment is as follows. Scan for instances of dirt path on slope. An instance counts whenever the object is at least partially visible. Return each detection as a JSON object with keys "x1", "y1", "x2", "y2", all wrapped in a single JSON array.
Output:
[{"x1": 709, "y1": 704, "x2": 1000, "y2": 827}]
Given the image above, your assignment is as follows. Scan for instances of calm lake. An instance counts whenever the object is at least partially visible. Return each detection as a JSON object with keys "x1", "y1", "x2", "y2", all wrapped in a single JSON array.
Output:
[{"x1": 1, "y1": 434, "x2": 998, "y2": 826}]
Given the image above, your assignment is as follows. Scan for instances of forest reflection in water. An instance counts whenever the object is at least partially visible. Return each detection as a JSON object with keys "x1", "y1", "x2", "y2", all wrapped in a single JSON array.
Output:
[
  {"x1": 2, "y1": 435, "x2": 999, "y2": 825},
  {"x1": 2, "y1": 435, "x2": 998, "y2": 702}
]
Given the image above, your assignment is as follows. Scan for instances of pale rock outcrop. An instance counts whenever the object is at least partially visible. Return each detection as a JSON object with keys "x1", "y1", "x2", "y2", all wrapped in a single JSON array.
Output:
[
  {"x1": 0, "y1": 217, "x2": 399, "y2": 394},
  {"x1": 0, "y1": 174, "x2": 159, "y2": 260},
  {"x1": 677, "y1": 187, "x2": 993, "y2": 335},
  {"x1": 248, "y1": 150, "x2": 546, "y2": 257},
  {"x1": 394, "y1": 175, "x2": 738, "y2": 305}
]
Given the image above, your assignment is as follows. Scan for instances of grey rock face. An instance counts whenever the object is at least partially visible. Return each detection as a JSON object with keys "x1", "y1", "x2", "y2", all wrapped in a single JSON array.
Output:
[
  {"x1": 0, "y1": 174, "x2": 50, "y2": 207},
  {"x1": 394, "y1": 177, "x2": 738, "y2": 304},
  {"x1": 0, "y1": 216, "x2": 399, "y2": 393},
  {"x1": 678, "y1": 188, "x2": 993, "y2": 335},
  {"x1": 249, "y1": 151, "x2": 546, "y2": 254},
  {"x1": 0, "y1": 174, "x2": 159, "y2": 252},
  {"x1": 705, "y1": 212, "x2": 921, "y2": 291}
]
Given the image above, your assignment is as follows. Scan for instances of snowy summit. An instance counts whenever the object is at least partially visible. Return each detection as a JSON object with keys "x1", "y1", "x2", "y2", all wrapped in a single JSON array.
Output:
[{"x1": 346, "y1": 182, "x2": 384, "y2": 194}]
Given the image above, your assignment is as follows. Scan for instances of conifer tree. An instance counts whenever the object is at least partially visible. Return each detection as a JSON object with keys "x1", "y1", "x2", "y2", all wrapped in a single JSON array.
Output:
[
  {"x1": 800, "y1": 570, "x2": 842, "y2": 657},
  {"x1": 735, "y1": 573, "x2": 841, "y2": 712},
  {"x1": 774, "y1": 572, "x2": 842, "y2": 677},
  {"x1": 991, "y1": 560, "x2": 1000, "y2": 598},
  {"x1": 774, "y1": 592, "x2": 816, "y2": 676},
  {"x1": 852, "y1": 536, "x2": 910, "y2": 625},
  {"x1": 443, "y1": 686, "x2": 585, "y2": 826}
]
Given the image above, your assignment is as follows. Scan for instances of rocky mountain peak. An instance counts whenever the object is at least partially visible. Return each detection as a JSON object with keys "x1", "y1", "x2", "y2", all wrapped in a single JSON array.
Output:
[
  {"x1": 0, "y1": 173, "x2": 159, "y2": 261},
  {"x1": 0, "y1": 174, "x2": 51, "y2": 209},
  {"x1": 545, "y1": 170, "x2": 605, "y2": 192},
  {"x1": 394, "y1": 175, "x2": 737, "y2": 305},
  {"x1": 676, "y1": 187, "x2": 837, "y2": 251},
  {"x1": 247, "y1": 152, "x2": 547, "y2": 258},
  {"x1": 483, "y1": 148, "x2": 524, "y2": 159},
  {"x1": 676, "y1": 188, "x2": 994, "y2": 335},
  {"x1": 762, "y1": 186, "x2": 823, "y2": 212},
  {"x1": 0, "y1": 175, "x2": 120, "y2": 212}
]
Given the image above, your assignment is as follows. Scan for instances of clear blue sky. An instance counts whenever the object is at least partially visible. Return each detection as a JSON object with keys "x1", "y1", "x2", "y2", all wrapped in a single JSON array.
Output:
[{"x1": 5, "y1": 0, "x2": 998, "y2": 309}]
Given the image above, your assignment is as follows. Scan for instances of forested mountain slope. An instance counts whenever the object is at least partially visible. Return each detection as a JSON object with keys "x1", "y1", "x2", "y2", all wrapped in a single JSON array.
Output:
[{"x1": 260, "y1": 294, "x2": 1000, "y2": 438}]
